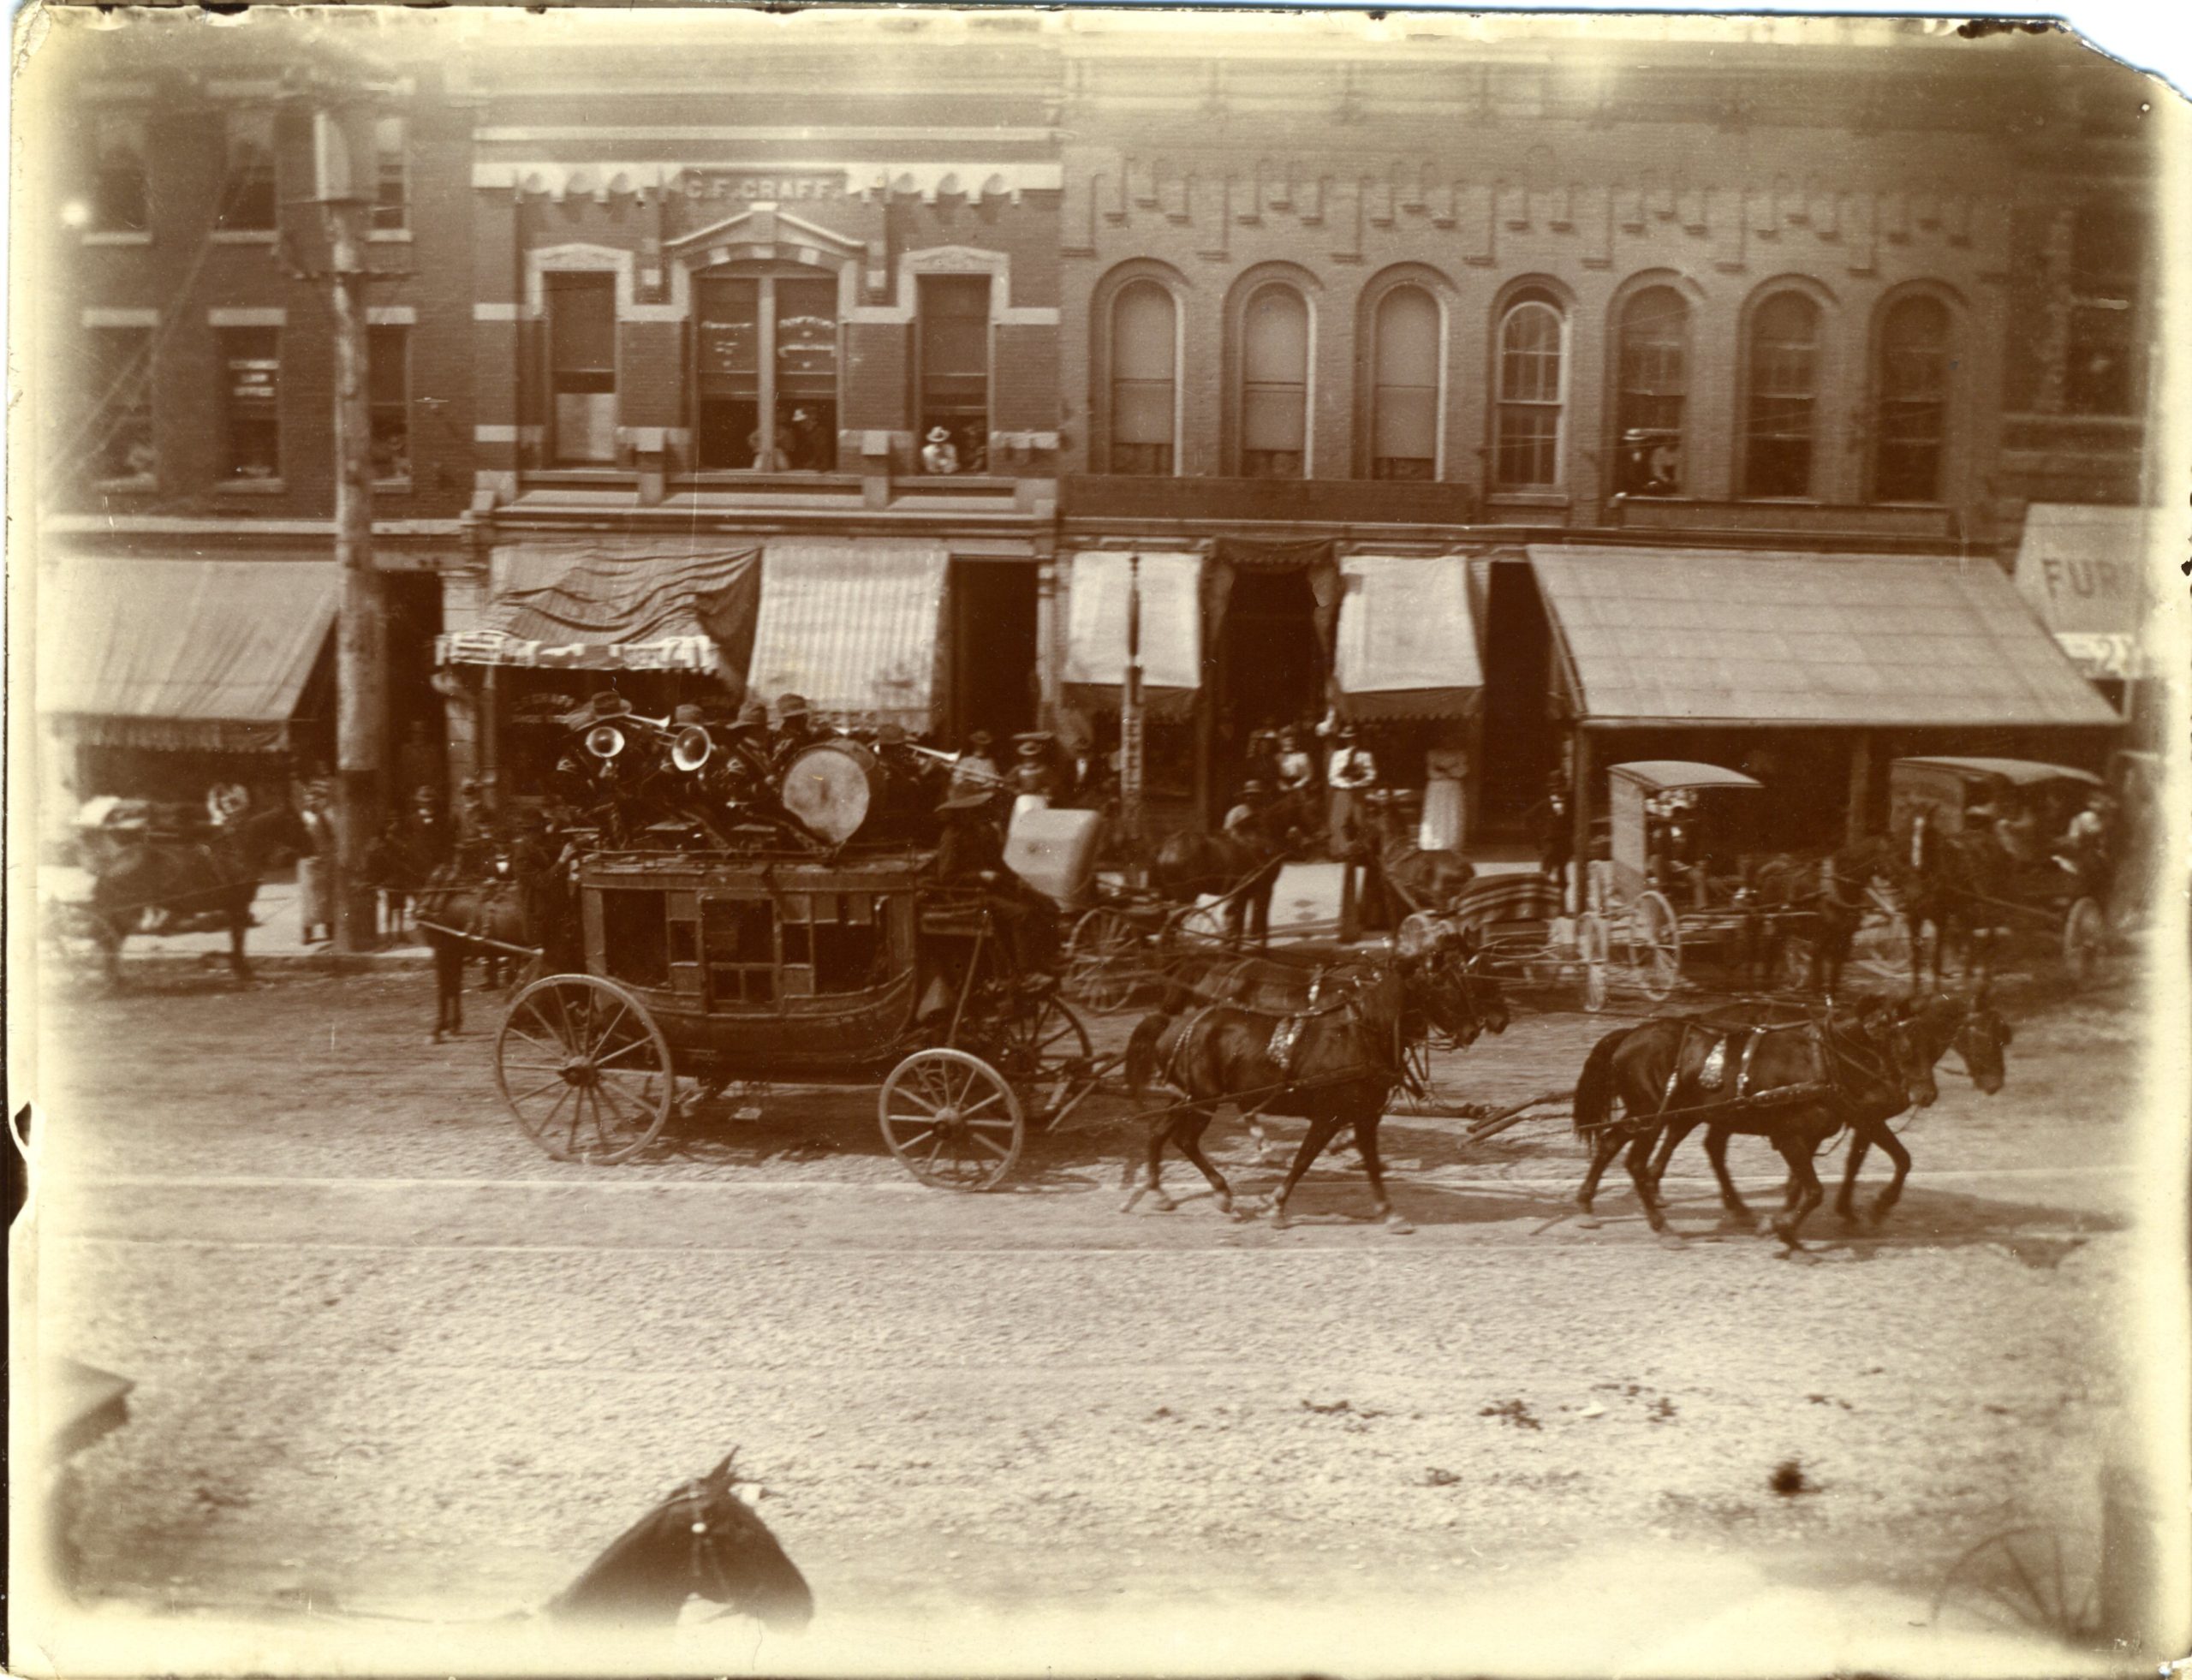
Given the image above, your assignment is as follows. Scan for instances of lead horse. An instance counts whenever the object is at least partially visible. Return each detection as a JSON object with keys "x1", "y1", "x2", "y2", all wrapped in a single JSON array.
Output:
[
  {"x1": 79, "y1": 805, "x2": 311, "y2": 986},
  {"x1": 1122, "y1": 945, "x2": 1506, "y2": 1231}
]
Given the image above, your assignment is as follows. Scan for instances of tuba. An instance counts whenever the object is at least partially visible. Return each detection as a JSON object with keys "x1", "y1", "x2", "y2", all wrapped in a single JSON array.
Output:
[{"x1": 670, "y1": 724, "x2": 713, "y2": 773}]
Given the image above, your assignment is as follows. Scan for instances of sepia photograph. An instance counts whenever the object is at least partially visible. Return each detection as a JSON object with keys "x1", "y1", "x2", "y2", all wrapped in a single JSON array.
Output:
[{"x1": 7, "y1": 4, "x2": 2189, "y2": 1675}]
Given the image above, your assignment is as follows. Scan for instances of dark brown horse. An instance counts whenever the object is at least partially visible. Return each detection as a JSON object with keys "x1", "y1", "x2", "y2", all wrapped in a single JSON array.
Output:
[
  {"x1": 80, "y1": 805, "x2": 311, "y2": 986},
  {"x1": 414, "y1": 858, "x2": 536, "y2": 1043},
  {"x1": 1569, "y1": 992, "x2": 1995, "y2": 1248},
  {"x1": 1121, "y1": 950, "x2": 1505, "y2": 1231},
  {"x1": 546, "y1": 1451, "x2": 813, "y2": 1632},
  {"x1": 1896, "y1": 818, "x2": 2012, "y2": 990}
]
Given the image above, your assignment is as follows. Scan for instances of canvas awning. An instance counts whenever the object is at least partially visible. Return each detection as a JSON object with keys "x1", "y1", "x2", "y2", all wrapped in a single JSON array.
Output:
[
  {"x1": 2011, "y1": 503, "x2": 2153, "y2": 680},
  {"x1": 1528, "y1": 545, "x2": 2121, "y2": 730},
  {"x1": 437, "y1": 539, "x2": 760, "y2": 673},
  {"x1": 1061, "y1": 551, "x2": 1203, "y2": 722},
  {"x1": 747, "y1": 539, "x2": 949, "y2": 727},
  {"x1": 40, "y1": 556, "x2": 336, "y2": 752},
  {"x1": 1334, "y1": 555, "x2": 1481, "y2": 721}
]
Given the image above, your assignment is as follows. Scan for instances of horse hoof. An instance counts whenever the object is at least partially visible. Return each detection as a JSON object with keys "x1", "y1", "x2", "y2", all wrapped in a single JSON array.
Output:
[
  {"x1": 1152, "y1": 1194, "x2": 1177, "y2": 1213},
  {"x1": 1118, "y1": 1196, "x2": 1142, "y2": 1215},
  {"x1": 1573, "y1": 1213, "x2": 1601, "y2": 1230},
  {"x1": 1385, "y1": 1216, "x2": 1415, "y2": 1236},
  {"x1": 1655, "y1": 1230, "x2": 1688, "y2": 1250}
]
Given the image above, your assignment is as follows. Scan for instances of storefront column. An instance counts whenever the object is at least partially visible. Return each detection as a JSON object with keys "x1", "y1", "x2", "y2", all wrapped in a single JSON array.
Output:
[
  {"x1": 1846, "y1": 730, "x2": 1873, "y2": 845},
  {"x1": 1034, "y1": 554, "x2": 1061, "y2": 728}
]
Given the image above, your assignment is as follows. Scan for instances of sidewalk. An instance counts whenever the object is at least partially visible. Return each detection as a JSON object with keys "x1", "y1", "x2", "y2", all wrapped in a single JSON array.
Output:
[{"x1": 60, "y1": 870, "x2": 436, "y2": 973}]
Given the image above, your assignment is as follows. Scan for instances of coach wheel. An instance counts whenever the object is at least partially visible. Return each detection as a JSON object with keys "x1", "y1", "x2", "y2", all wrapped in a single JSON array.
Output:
[
  {"x1": 1930, "y1": 1526, "x2": 2102, "y2": 1647},
  {"x1": 2063, "y1": 897, "x2": 2106, "y2": 984},
  {"x1": 1577, "y1": 912, "x2": 1610, "y2": 1014},
  {"x1": 988, "y1": 993, "x2": 1094, "y2": 1124},
  {"x1": 1635, "y1": 891, "x2": 1682, "y2": 1000},
  {"x1": 1065, "y1": 907, "x2": 1145, "y2": 1013},
  {"x1": 1773, "y1": 934, "x2": 1815, "y2": 994},
  {"x1": 879, "y1": 1048, "x2": 1024, "y2": 1191},
  {"x1": 497, "y1": 974, "x2": 674, "y2": 1165}
]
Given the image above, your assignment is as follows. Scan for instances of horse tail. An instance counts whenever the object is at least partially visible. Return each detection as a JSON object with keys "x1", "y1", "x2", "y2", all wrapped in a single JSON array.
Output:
[
  {"x1": 1573, "y1": 1027, "x2": 1630, "y2": 1142},
  {"x1": 1125, "y1": 1011, "x2": 1171, "y2": 1102}
]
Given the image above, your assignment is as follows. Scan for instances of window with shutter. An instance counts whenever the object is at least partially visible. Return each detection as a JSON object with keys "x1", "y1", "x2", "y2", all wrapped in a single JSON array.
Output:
[
  {"x1": 1109, "y1": 281, "x2": 1176, "y2": 474},
  {"x1": 1372, "y1": 286, "x2": 1438, "y2": 480}
]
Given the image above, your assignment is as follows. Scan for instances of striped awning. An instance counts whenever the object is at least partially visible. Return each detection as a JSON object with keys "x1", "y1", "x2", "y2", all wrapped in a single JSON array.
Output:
[
  {"x1": 1334, "y1": 555, "x2": 1481, "y2": 721},
  {"x1": 437, "y1": 539, "x2": 760, "y2": 673},
  {"x1": 747, "y1": 540, "x2": 949, "y2": 727},
  {"x1": 1061, "y1": 551, "x2": 1203, "y2": 722},
  {"x1": 1529, "y1": 545, "x2": 2121, "y2": 729},
  {"x1": 40, "y1": 555, "x2": 336, "y2": 752}
]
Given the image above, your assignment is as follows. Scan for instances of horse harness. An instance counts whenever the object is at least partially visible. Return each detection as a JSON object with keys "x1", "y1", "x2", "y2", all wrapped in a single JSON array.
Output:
[{"x1": 1647, "y1": 1009, "x2": 1903, "y2": 1129}]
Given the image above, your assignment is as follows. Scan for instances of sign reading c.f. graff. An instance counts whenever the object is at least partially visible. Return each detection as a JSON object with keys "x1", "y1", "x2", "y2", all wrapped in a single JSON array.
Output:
[{"x1": 679, "y1": 170, "x2": 847, "y2": 202}]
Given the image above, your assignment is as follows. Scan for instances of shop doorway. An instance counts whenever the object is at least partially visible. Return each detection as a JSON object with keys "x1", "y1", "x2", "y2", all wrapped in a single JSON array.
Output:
[
  {"x1": 1215, "y1": 568, "x2": 1325, "y2": 815},
  {"x1": 1478, "y1": 558, "x2": 1557, "y2": 837},
  {"x1": 948, "y1": 560, "x2": 1037, "y2": 747}
]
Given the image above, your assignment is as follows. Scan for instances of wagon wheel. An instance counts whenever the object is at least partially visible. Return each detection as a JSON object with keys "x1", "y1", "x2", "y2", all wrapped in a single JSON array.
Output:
[
  {"x1": 986, "y1": 992, "x2": 1095, "y2": 1123},
  {"x1": 497, "y1": 974, "x2": 675, "y2": 1165},
  {"x1": 1634, "y1": 891, "x2": 1682, "y2": 999},
  {"x1": 1064, "y1": 906, "x2": 1147, "y2": 1013},
  {"x1": 1577, "y1": 912, "x2": 1611, "y2": 1014},
  {"x1": 1164, "y1": 900, "x2": 1230, "y2": 950},
  {"x1": 2062, "y1": 897, "x2": 2106, "y2": 984},
  {"x1": 1929, "y1": 1525, "x2": 2103, "y2": 1646},
  {"x1": 879, "y1": 1048, "x2": 1024, "y2": 1191}
]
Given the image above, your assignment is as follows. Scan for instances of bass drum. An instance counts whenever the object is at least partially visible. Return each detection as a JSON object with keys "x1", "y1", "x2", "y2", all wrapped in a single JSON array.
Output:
[{"x1": 782, "y1": 738, "x2": 885, "y2": 845}]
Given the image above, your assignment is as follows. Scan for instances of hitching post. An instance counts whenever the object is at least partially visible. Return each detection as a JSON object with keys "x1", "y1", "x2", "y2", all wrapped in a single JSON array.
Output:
[{"x1": 1122, "y1": 555, "x2": 1146, "y2": 889}]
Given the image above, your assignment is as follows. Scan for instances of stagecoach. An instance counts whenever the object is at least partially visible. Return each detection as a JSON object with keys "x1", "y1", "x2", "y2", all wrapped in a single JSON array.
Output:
[
  {"x1": 494, "y1": 731, "x2": 1102, "y2": 1190},
  {"x1": 1884, "y1": 756, "x2": 2112, "y2": 981}
]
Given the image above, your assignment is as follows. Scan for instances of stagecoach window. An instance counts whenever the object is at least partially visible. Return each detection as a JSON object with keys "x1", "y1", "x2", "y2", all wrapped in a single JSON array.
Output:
[
  {"x1": 812, "y1": 919, "x2": 885, "y2": 993},
  {"x1": 702, "y1": 897, "x2": 777, "y2": 1005},
  {"x1": 600, "y1": 890, "x2": 670, "y2": 988}
]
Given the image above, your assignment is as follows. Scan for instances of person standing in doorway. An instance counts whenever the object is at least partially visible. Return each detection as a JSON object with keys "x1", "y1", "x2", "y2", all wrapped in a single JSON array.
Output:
[{"x1": 1325, "y1": 724, "x2": 1379, "y2": 859}]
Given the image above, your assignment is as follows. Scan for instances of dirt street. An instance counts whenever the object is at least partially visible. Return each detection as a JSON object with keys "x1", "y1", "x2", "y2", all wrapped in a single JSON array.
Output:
[{"x1": 19, "y1": 963, "x2": 2160, "y2": 1674}]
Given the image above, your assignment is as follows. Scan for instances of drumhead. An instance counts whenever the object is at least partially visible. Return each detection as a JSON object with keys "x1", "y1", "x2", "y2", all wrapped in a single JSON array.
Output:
[{"x1": 782, "y1": 739, "x2": 884, "y2": 845}]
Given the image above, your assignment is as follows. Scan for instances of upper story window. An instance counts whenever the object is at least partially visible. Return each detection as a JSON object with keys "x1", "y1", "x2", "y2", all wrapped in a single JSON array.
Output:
[
  {"x1": 369, "y1": 324, "x2": 411, "y2": 485},
  {"x1": 219, "y1": 325, "x2": 281, "y2": 481},
  {"x1": 1492, "y1": 294, "x2": 1564, "y2": 490},
  {"x1": 1239, "y1": 283, "x2": 1307, "y2": 479},
  {"x1": 91, "y1": 116, "x2": 150, "y2": 235},
  {"x1": 1873, "y1": 295, "x2": 1951, "y2": 503},
  {"x1": 694, "y1": 267, "x2": 839, "y2": 472},
  {"x1": 1371, "y1": 285, "x2": 1438, "y2": 481},
  {"x1": 1108, "y1": 280, "x2": 1176, "y2": 475},
  {"x1": 546, "y1": 271, "x2": 617, "y2": 465},
  {"x1": 89, "y1": 326, "x2": 156, "y2": 484},
  {"x1": 2064, "y1": 204, "x2": 2146, "y2": 417},
  {"x1": 217, "y1": 110, "x2": 277, "y2": 234},
  {"x1": 917, "y1": 274, "x2": 991, "y2": 474},
  {"x1": 371, "y1": 116, "x2": 408, "y2": 234},
  {"x1": 1614, "y1": 287, "x2": 1689, "y2": 496},
  {"x1": 1742, "y1": 291, "x2": 1821, "y2": 497}
]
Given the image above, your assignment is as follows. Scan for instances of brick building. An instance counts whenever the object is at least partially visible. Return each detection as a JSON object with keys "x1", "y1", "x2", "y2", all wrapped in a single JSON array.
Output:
[{"x1": 23, "y1": 11, "x2": 2153, "y2": 852}]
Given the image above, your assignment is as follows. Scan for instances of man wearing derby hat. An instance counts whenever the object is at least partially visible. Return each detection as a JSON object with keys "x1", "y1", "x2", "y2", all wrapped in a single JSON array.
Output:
[{"x1": 1325, "y1": 723, "x2": 1379, "y2": 860}]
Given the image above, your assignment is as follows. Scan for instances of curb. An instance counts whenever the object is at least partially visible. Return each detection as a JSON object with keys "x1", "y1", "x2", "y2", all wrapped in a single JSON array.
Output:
[{"x1": 108, "y1": 950, "x2": 438, "y2": 975}]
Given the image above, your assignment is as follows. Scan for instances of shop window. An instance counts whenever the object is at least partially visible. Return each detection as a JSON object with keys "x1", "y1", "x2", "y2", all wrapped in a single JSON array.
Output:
[
  {"x1": 372, "y1": 116, "x2": 408, "y2": 234},
  {"x1": 918, "y1": 274, "x2": 991, "y2": 473},
  {"x1": 89, "y1": 326, "x2": 156, "y2": 484},
  {"x1": 1873, "y1": 295, "x2": 1950, "y2": 503},
  {"x1": 217, "y1": 109, "x2": 277, "y2": 233},
  {"x1": 694, "y1": 271, "x2": 839, "y2": 472},
  {"x1": 1615, "y1": 287, "x2": 1688, "y2": 495},
  {"x1": 2064, "y1": 205, "x2": 2146, "y2": 417},
  {"x1": 1108, "y1": 280, "x2": 1176, "y2": 475},
  {"x1": 546, "y1": 271, "x2": 617, "y2": 465},
  {"x1": 1371, "y1": 285, "x2": 1438, "y2": 481},
  {"x1": 1742, "y1": 291, "x2": 1820, "y2": 498},
  {"x1": 369, "y1": 324, "x2": 411, "y2": 484},
  {"x1": 601, "y1": 891, "x2": 670, "y2": 989},
  {"x1": 91, "y1": 116, "x2": 150, "y2": 235},
  {"x1": 219, "y1": 325, "x2": 281, "y2": 481},
  {"x1": 702, "y1": 897, "x2": 777, "y2": 1005},
  {"x1": 1239, "y1": 283, "x2": 1307, "y2": 479},
  {"x1": 1493, "y1": 295, "x2": 1564, "y2": 489}
]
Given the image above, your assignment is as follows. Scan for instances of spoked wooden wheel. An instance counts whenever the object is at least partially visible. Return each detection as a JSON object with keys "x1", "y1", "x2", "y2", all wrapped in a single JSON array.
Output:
[
  {"x1": 1577, "y1": 912, "x2": 1610, "y2": 1013},
  {"x1": 1164, "y1": 900, "x2": 1230, "y2": 950},
  {"x1": 879, "y1": 1048, "x2": 1023, "y2": 1190},
  {"x1": 1635, "y1": 891, "x2": 1682, "y2": 999},
  {"x1": 986, "y1": 993, "x2": 1094, "y2": 1124},
  {"x1": 1064, "y1": 906, "x2": 1147, "y2": 1013},
  {"x1": 1929, "y1": 1526, "x2": 2102, "y2": 1646},
  {"x1": 2063, "y1": 897, "x2": 2106, "y2": 983},
  {"x1": 497, "y1": 974, "x2": 675, "y2": 1165}
]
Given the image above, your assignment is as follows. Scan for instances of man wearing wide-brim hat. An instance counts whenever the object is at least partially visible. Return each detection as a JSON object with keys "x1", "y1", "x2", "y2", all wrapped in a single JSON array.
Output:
[
  {"x1": 770, "y1": 692, "x2": 822, "y2": 771},
  {"x1": 934, "y1": 784, "x2": 1059, "y2": 980}
]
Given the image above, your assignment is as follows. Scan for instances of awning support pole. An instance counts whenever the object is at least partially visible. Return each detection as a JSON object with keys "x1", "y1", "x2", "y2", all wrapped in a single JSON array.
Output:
[
  {"x1": 1122, "y1": 554, "x2": 1146, "y2": 888},
  {"x1": 1846, "y1": 731, "x2": 1873, "y2": 846},
  {"x1": 1570, "y1": 727, "x2": 1593, "y2": 918}
]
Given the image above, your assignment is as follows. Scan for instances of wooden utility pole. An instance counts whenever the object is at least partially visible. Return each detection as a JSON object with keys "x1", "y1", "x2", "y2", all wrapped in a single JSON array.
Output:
[
  {"x1": 1121, "y1": 554, "x2": 1145, "y2": 887},
  {"x1": 315, "y1": 101, "x2": 388, "y2": 954}
]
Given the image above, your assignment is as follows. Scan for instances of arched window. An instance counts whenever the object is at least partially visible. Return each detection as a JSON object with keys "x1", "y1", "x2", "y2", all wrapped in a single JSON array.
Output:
[
  {"x1": 1743, "y1": 291, "x2": 1821, "y2": 497},
  {"x1": 1109, "y1": 280, "x2": 1176, "y2": 475},
  {"x1": 1371, "y1": 286, "x2": 1439, "y2": 480},
  {"x1": 1239, "y1": 284, "x2": 1307, "y2": 479},
  {"x1": 1493, "y1": 295, "x2": 1564, "y2": 489},
  {"x1": 1615, "y1": 288, "x2": 1689, "y2": 496},
  {"x1": 1873, "y1": 295, "x2": 1950, "y2": 503}
]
